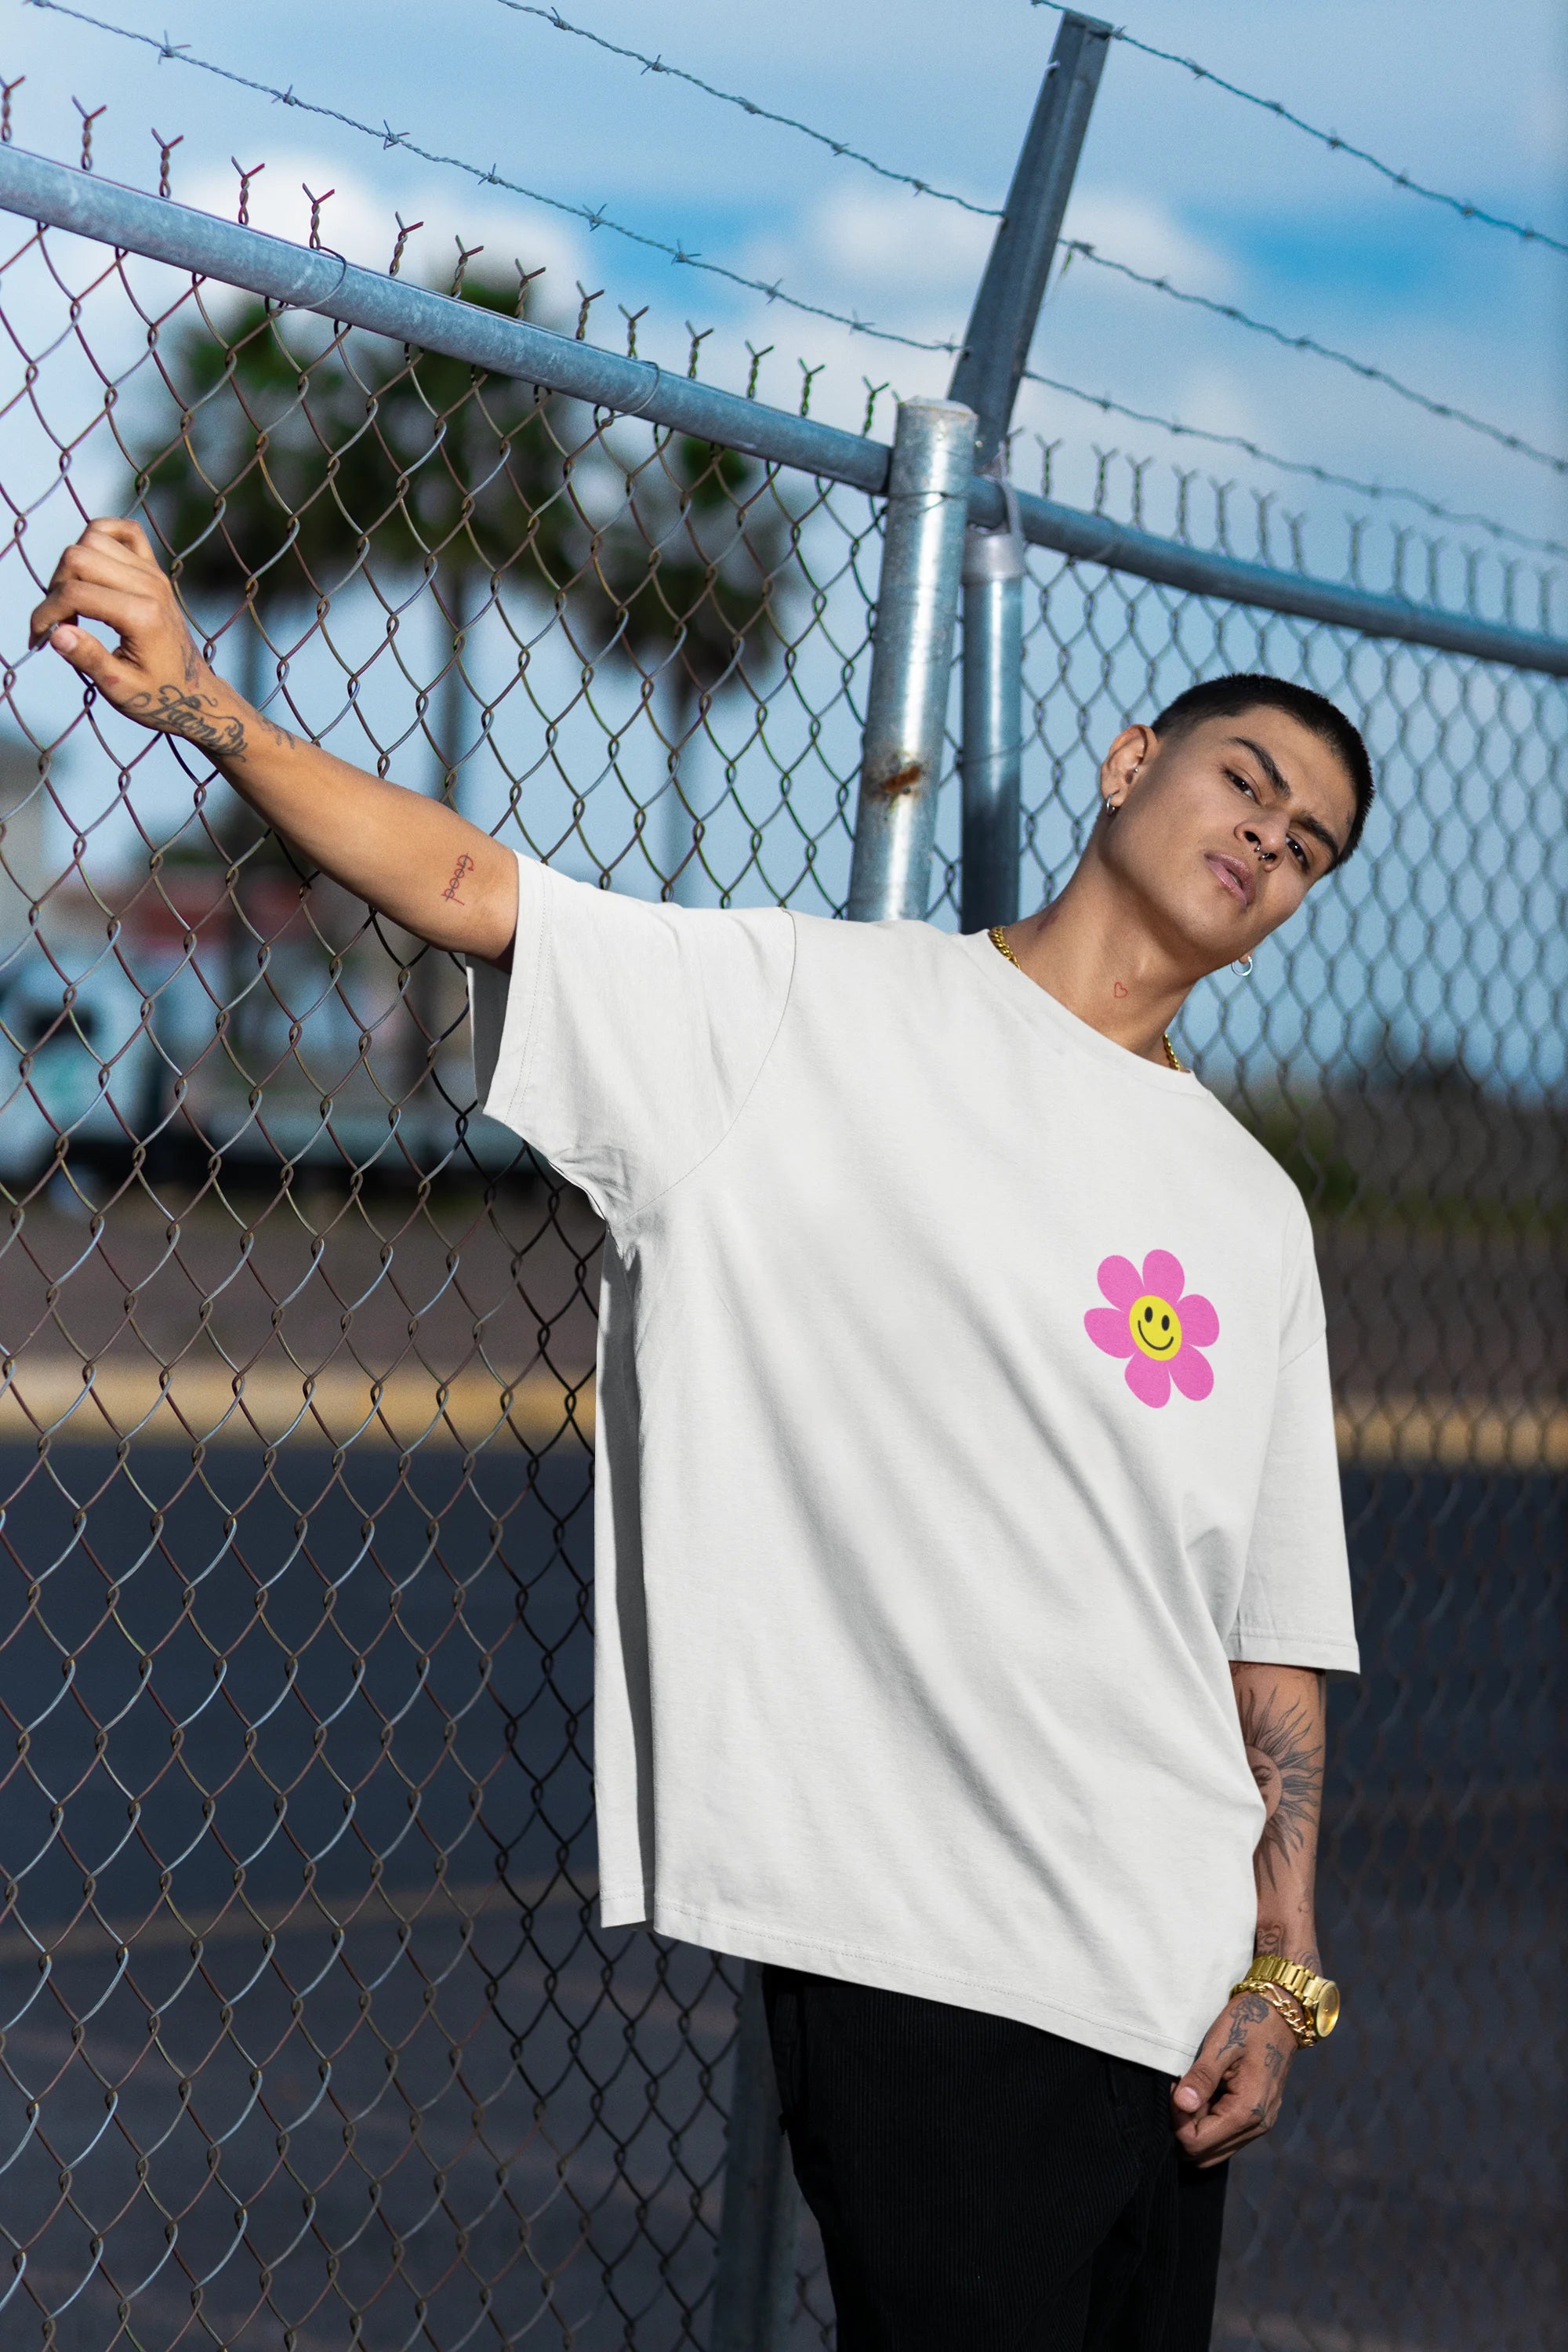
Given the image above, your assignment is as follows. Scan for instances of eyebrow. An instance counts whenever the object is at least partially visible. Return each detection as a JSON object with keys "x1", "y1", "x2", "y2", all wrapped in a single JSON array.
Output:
[{"x1": 1228, "y1": 735, "x2": 1345, "y2": 866}]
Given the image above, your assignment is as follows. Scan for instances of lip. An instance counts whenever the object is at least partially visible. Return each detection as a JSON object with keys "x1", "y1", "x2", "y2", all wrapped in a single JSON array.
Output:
[{"x1": 1205, "y1": 851, "x2": 1255, "y2": 909}]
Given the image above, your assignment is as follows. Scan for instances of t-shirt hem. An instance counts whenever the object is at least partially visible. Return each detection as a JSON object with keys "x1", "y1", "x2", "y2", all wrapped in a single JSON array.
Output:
[
  {"x1": 598, "y1": 1887, "x2": 1207, "y2": 2076},
  {"x1": 1225, "y1": 1628, "x2": 1361, "y2": 1674}
]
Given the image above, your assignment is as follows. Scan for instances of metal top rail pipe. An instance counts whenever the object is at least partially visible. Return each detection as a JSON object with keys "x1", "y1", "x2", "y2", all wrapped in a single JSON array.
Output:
[
  {"x1": 1, "y1": 143, "x2": 1564, "y2": 681},
  {"x1": 975, "y1": 484, "x2": 1568, "y2": 677},
  {"x1": 0, "y1": 143, "x2": 891, "y2": 497}
]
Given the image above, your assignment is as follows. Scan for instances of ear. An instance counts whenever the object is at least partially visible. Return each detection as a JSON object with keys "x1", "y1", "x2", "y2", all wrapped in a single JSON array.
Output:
[{"x1": 1098, "y1": 723, "x2": 1156, "y2": 817}]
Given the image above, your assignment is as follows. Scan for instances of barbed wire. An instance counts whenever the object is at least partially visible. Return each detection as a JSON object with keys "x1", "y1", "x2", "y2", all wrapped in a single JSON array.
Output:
[
  {"x1": 21, "y1": 0, "x2": 960, "y2": 356},
  {"x1": 1033, "y1": 5, "x2": 1568, "y2": 260},
  {"x1": 1019, "y1": 367, "x2": 1568, "y2": 563},
  {"x1": 493, "y1": 0, "x2": 1002, "y2": 221},
  {"x1": 20, "y1": 0, "x2": 1563, "y2": 554},
  {"x1": 1058, "y1": 240, "x2": 1568, "y2": 476}
]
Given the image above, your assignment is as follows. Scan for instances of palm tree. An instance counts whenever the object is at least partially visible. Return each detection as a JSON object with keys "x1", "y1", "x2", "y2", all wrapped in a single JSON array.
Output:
[
  {"x1": 134, "y1": 276, "x2": 796, "y2": 861},
  {"x1": 127, "y1": 276, "x2": 797, "y2": 1123}
]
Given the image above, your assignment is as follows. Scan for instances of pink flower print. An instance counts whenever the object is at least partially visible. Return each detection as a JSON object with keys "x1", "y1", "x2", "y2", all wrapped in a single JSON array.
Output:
[{"x1": 1083, "y1": 1249, "x2": 1220, "y2": 1409}]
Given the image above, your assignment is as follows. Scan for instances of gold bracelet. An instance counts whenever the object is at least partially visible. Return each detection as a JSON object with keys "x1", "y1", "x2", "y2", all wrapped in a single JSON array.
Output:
[{"x1": 1245, "y1": 1977, "x2": 1317, "y2": 2048}]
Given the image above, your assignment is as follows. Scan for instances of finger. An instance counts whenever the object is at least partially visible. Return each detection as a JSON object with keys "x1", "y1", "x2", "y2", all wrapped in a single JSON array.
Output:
[
  {"x1": 33, "y1": 582, "x2": 160, "y2": 644},
  {"x1": 1178, "y1": 2075, "x2": 1270, "y2": 2160},
  {"x1": 81, "y1": 515, "x2": 156, "y2": 563},
  {"x1": 31, "y1": 556, "x2": 152, "y2": 644},
  {"x1": 1196, "y1": 2125, "x2": 1267, "y2": 2170},
  {"x1": 1171, "y1": 2044, "x2": 1229, "y2": 2120},
  {"x1": 48, "y1": 543, "x2": 154, "y2": 601},
  {"x1": 1178, "y1": 2098, "x2": 1250, "y2": 2154}
]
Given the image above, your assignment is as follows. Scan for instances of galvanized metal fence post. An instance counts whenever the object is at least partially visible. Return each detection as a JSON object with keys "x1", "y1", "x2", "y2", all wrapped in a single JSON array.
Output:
[
  {"x1": 710, "y1": 1963, "x2": 798, "y2": 2352},
  {"x1": 845, "y1": 398, "x2": 977, "y2": 921},
  {"x1": 712, "y1": 394, "x2": 974, "y2": 2346},
  {"x1": 949, "y1": 12, "x2": 1110, "y2": 932},
  {"x1": 959, "y1": 516, "x2": 1027, "y2": 931}
]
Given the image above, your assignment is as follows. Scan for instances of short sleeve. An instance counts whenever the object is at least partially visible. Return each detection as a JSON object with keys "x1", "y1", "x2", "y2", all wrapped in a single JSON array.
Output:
[
  {"x1": 469, "y1": 855, "x2": 794, "y2": 1228},
  {"x1": 1228, "y1": 1207, "x2": 1360, "y2": 1674}
]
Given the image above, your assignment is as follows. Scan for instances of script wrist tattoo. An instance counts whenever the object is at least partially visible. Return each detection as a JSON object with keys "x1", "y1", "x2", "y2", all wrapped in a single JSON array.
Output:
[
  {"x1": 1238, "y1": 1673, "x2": 1324, "y2": 1896},
  {"x1": 122, "y1": 682, "x2": 292, "y2": 760}
]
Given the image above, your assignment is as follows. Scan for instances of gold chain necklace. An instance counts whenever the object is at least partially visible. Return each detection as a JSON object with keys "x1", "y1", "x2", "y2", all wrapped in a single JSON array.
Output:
[{"x1": 988, "y1": 926, "x2": 1187, "y2": 1074}]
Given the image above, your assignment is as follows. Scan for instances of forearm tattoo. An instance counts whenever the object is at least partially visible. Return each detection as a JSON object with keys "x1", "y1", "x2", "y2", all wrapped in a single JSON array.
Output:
[
  {"x1": 441, "y1": 853, "x2": 476, "y2": 904},
  {"x1": 1237, "y1": 1675, "x2": 1324, "y2": 1896}
]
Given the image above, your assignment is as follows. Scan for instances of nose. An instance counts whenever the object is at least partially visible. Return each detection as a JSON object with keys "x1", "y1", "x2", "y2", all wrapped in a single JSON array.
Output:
[{"x1": 1238, "y1": 815, "x2": 1281, "y2": 867}]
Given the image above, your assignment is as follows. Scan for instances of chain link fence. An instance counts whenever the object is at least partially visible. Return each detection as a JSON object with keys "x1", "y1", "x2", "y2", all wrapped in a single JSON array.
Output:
[{"x1": 0, "y1": 207, "x2": 1560, "y2": 2352}]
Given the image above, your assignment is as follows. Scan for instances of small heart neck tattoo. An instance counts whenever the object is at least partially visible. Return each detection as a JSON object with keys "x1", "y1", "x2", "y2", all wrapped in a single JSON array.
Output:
[{"x1": 1112, "y1": 982, "x2": 1128, "y2": 999}]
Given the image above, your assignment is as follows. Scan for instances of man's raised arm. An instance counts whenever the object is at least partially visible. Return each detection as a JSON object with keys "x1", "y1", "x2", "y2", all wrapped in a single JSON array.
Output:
[{"x1": 30, "y1": 518, "x2": 519, "y2": 965}]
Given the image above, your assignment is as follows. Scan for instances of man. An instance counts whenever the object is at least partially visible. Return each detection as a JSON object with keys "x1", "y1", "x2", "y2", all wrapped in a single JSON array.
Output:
[{"x1": 33, "y1": 517, "x2": 1364, "y2": 2351}]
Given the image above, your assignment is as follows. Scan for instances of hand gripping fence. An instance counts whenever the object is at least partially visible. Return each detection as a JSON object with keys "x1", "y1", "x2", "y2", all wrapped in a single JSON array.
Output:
[{"x1": 0, "y1": 13, "x2": 1563, "y2": 2349}]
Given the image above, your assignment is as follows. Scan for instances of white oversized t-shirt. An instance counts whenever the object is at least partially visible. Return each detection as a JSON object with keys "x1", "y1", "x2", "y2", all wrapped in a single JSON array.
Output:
[{"x1": 472, "y1": 858, "x2": 1358, "y2": 2075}]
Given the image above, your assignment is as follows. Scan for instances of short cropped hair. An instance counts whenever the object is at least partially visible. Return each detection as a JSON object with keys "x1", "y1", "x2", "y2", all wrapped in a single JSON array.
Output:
[{"x1": 1149, "y1": 673, "x2": 1374, "y2": 865}]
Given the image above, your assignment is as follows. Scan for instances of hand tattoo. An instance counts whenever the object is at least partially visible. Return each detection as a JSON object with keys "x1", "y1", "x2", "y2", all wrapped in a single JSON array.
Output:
[{"x1": 1237, "y1": 1675, "x2": 1324, "y2": 1893}]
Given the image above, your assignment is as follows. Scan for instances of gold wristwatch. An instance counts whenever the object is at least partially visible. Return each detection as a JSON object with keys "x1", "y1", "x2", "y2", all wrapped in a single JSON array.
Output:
[{"x1": 1229, "y1": 1955, "x2": 1341, "y2": 2045}]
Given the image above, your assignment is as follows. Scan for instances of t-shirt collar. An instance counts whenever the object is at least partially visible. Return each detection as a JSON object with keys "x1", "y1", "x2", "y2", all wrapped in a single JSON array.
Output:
[{"x1": 957, "y1": 928, "x2": 1209, "y2": 1096}]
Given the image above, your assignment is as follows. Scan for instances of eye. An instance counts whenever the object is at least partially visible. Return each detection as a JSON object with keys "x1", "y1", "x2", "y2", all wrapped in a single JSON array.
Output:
[
  {"x1": 1287, "y1": 835, "x2": 1310, "y2": 871},
  {"x1": 1226, "y1": 768, "x2": 1258, "y2": 802}
]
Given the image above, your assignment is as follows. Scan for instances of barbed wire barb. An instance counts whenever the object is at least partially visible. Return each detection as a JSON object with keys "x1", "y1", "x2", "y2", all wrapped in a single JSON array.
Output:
[
  {"x1": 20, "y1": 0, "x2": 962, "y2": 356},
  {"x1": 1057, "y1": 240, "x2": 1568, "y2": 477},
  {"x1": 15, "y1": 0, "x2": 1560, "y2": 557},
  {"x1": 1018, "y1": 367, "x2": 1568, "y2": 561},
  {"x1": 1088, "y1": 10, "x2": 1568, "y2": 260},
  {"x1": 492, "y1": 0, "x2": 1003, "y2": 220}
]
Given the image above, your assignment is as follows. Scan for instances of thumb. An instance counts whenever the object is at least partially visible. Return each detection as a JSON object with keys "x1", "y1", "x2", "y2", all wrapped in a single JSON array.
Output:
[
  {"x1": 1173, "y1": 2047, "x2": 1225, "y2": 2117},
  {"x1": 45, "y1": 622, "x2": 122, "y2": 690}
]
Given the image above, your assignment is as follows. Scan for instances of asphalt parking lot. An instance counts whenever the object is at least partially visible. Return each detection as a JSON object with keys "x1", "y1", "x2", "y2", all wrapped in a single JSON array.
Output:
[{"x1": 0, "y1": 1443, "x2": 1559, "y2": 2351}]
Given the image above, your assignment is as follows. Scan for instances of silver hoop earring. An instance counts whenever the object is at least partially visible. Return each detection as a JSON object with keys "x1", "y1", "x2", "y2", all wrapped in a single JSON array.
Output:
[{"x1": 1232, "y1": 953, "x2": 1254, "y2": 978}]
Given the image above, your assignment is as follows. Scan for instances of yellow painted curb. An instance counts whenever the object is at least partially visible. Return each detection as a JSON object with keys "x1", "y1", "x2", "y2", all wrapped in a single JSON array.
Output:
[
  {"x1": 1334, "y1": 1395, "x2": 1567, "y2": 1472},
  {"x1": 0, "y1": 1355, "x2": 595, "y2": 1450},
  {"x1": 0, "y1": 1359, "x2": 1559, "y2": 1470}
]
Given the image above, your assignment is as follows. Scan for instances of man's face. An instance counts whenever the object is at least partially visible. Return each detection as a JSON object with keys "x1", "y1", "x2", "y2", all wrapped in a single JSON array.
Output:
[{"x1": 1099, "y1": 707, "x2": 1358, "y2": 973}]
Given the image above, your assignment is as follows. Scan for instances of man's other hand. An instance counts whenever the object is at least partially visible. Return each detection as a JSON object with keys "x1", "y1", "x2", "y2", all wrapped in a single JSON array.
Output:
[
  {"x1": 1170, "y1": 1989, "x2": 1298, "y2": 2167},
  {"x1": 31, "y1": 518, "x2": 249, "y2": 752}
]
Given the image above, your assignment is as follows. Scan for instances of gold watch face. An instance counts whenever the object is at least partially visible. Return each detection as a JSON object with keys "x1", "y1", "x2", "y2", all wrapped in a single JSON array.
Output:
[{"x1": 1313, "y1": 1982, "x2": 1341, "y2": 2038}]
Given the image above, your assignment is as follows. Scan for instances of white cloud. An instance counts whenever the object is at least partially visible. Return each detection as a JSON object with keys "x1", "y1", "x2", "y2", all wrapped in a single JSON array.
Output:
[
  {"x1": 793, "y1": 187, "x2": 993, "y2": 301},
  {"x1": 1058, "y1": 191, "x2": 1236, "y2": 299}
]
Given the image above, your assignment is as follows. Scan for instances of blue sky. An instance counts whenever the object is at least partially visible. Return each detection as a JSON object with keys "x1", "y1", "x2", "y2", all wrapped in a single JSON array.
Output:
[
  {"x1": 0, "y1": 0, "x2": 1561, "y2": 1091},
  {"x1": 0, "y1": 0, "x2": 1563, "y2": 572}
]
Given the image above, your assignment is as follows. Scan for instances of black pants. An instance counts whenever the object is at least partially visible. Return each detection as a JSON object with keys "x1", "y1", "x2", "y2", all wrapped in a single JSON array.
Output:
[{"x1": 763, "y1": 1967, "x2": 1227, "y2": 2352}]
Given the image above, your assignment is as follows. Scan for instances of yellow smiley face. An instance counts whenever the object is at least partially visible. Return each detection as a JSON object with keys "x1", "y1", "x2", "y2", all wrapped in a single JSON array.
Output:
[{"x1": 1130, "y1": 1294, "x2": 1183, "y2": 1359}]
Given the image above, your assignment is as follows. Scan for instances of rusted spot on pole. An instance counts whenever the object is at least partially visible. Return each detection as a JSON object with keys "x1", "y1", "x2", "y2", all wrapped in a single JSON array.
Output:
[{"x1": 874, "y1": 760, "x2": 923, "y2": 798}]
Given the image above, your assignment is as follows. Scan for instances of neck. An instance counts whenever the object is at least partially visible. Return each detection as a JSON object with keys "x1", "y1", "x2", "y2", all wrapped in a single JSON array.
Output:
[{"x1": 1004, "y1": 855, "x2": 1195, "y2": 1069}]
